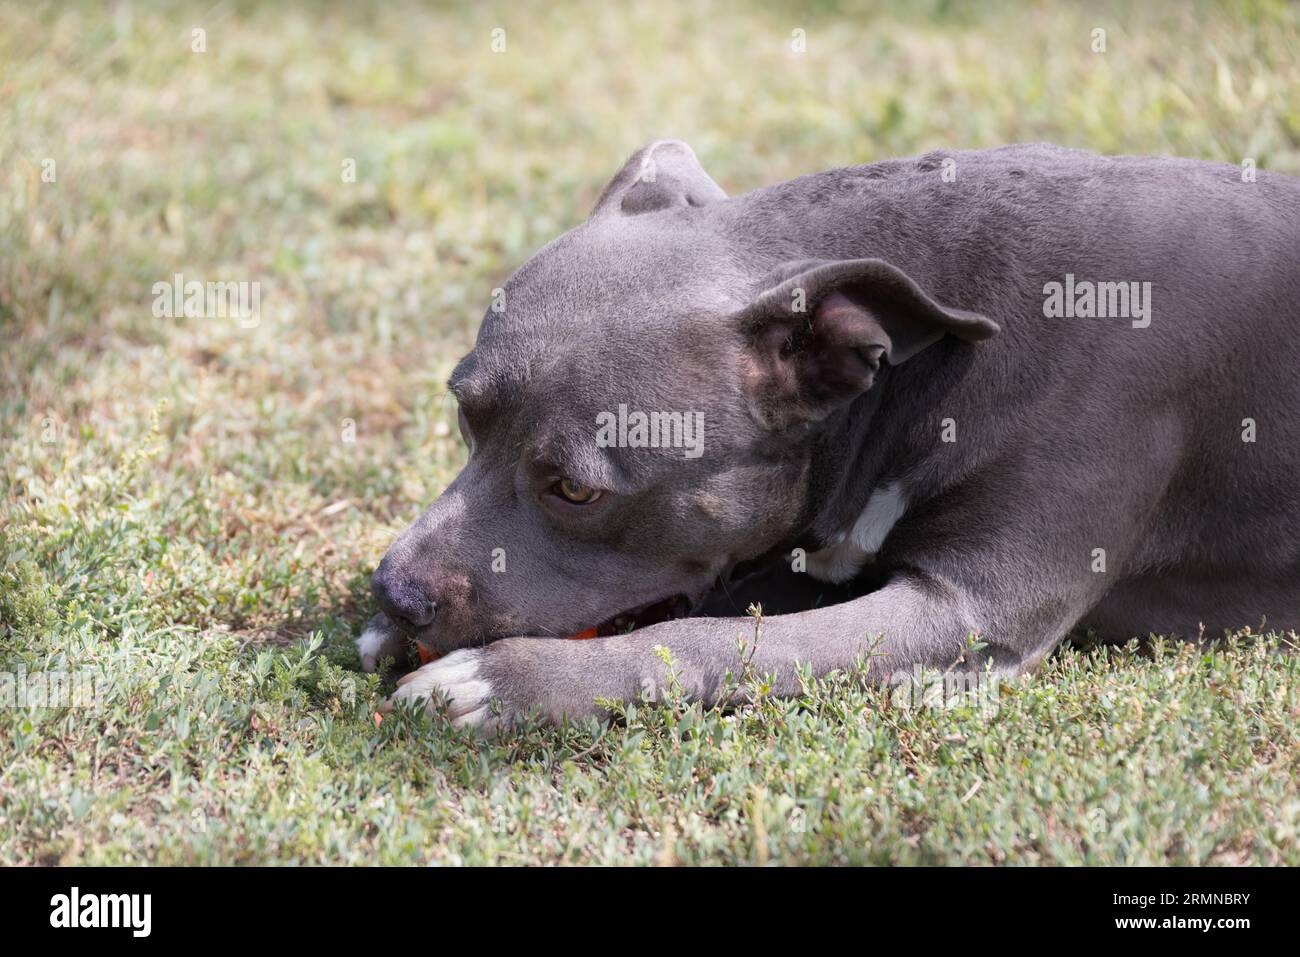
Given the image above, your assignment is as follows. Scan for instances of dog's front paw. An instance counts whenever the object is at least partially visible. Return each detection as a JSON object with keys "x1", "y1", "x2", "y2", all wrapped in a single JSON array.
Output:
[
  {"x1": 356, "y1": 612, "x2": 407, "y2": 673},
  {"x1": 382, "y1": 648, "x2": 497, "y2": 730},
  {"x1": 378, "y1": 637, "x2": 640, "y2": 731}
]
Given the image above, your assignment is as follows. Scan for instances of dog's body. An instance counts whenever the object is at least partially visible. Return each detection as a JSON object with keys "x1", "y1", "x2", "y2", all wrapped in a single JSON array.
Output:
[{"x1": 361, "y1": 141, "x2": 1300, "y2": 730}]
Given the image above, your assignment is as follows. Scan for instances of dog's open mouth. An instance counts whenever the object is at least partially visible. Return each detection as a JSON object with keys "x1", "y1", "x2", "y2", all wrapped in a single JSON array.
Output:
[{"x1": 591, "y1": 593, "x2": 693, "y2": 637}]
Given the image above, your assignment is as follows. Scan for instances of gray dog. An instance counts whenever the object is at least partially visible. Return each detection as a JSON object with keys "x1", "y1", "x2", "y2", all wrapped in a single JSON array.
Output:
[{"x1": 358, "y1": 140, "x2": 1300, "y2": 731}]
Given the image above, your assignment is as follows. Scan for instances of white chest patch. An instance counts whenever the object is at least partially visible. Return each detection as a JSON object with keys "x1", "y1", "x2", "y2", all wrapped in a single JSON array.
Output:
[{"x1": 804, "y1": 482, "x2": 908, "y2": 584}]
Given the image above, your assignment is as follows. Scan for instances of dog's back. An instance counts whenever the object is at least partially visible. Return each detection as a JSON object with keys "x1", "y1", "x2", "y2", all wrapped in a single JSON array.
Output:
[{"x1": 739, "y1": 144, "x2": 1300, "y2": 635}]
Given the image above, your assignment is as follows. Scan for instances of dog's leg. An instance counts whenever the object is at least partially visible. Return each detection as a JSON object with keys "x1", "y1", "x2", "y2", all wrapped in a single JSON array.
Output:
[{"x1": 382, "y1": 575, "x2": 1003, "y2": 731}]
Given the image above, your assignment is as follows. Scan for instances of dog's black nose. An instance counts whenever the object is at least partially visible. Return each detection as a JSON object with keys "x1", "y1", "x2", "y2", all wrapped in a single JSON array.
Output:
[{"x1": 371, "y1": 563, "x2": 437, "y2": 629}]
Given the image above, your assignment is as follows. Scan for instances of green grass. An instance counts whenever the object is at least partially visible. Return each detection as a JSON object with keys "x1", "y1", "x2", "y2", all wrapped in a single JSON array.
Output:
[{"x1": 2, "y1": 0, "x2": 1299, "y2": 865}]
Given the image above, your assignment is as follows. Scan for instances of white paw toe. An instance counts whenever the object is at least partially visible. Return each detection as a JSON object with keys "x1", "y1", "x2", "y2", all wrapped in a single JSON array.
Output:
[
  {"x1": 356, "y1": 620, "x2": 396, "y2": 673},
  {"x1": 388, "y1": 649, "x2": 493, "y2": 725}
]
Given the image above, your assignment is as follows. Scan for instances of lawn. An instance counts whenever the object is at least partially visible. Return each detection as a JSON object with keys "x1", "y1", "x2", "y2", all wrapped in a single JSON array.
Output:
[{"x1": 2, "y1": 0, "x2": 1298, "y2": 865}]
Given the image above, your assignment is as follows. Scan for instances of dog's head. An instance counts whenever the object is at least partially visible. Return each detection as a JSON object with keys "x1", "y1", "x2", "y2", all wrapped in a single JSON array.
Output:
[{"x1": 372, "y1": 140, "x2": 998, "y2": 653}]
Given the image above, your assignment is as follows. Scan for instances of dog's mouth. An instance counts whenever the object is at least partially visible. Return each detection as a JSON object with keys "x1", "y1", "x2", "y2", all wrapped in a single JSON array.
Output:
[
  {"x1": 404, "y1": 590, "x2": 702, "y2": 657},
  {"x1": 591, "y1": 593, "x2": 694, "y2": 637}
]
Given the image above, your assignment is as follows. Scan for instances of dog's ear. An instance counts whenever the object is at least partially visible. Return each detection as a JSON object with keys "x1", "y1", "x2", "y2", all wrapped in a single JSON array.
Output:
[
  {"x1": 590, "y1": 139, "x2": 727, "y2": 218},
  {"x1": 736, "y1": 258, "x2": 999, "y2": 428}
]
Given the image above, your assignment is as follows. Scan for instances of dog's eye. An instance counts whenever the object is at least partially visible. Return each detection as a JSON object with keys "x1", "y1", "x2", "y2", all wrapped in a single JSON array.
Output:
[{"x1": 553, "y1": 478, "x2": 602, "y2": 505}]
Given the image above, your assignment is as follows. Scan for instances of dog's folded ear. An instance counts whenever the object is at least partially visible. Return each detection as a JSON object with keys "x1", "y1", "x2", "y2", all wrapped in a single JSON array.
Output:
[
  {"x1": 736, "y1": 258, "x2": 1000, "y2": 428},
  {"x1": 590, "y1": 139, "x2": 727, "y2": 218}
]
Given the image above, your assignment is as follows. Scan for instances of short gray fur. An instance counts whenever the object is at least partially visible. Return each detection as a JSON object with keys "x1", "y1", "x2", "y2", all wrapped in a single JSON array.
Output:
[{"x1": 364, "y1": 140, "x2": 1300, "y2": 727}]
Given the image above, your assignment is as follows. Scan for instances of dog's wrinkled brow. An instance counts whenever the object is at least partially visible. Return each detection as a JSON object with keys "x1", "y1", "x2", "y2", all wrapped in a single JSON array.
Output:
[
  {"x1": 447, "y1": 353, "x2": 476, "y2": 395},
  {"x1": 447, "y1": 378, "x2": 484, "y2": 413},
  {"x1": 449, "y1": 349, "x2": 538, "y2": 420},
  {"x1": 447, "y1": 354, "x2": 496, "y2": 417}
]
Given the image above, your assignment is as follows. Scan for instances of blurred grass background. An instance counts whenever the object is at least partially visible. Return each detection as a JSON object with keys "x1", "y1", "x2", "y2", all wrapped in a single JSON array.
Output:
[{"x1": 1, "y1": 1, "x2": 1298, "y2": 864}]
